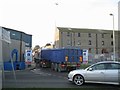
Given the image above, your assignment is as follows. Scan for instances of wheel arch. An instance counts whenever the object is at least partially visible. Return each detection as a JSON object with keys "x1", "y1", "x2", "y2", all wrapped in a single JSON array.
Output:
[{"x1": 73, "y1": 74, "x2": 85, "y2": 82}]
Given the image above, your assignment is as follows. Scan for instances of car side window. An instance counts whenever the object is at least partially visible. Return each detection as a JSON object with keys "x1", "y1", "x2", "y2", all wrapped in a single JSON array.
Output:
[
  {"x1": 105, "y1": 63, "x2": 120, "y2": 70},
  {"x1": 91, "y1": 63, "x2": 105, "y2": 70},
  {"x1": 111, "y1": 63, "x2": 120, "y2": 69},
  {"x1": 104, "y1": 63, "x2": 112, "y2": 69}
]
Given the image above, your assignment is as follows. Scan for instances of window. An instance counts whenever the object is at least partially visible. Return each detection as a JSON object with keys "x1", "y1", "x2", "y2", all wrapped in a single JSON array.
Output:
[
  {"x1": 78, "y1": 33, "x2": 81, "y2": 37},
  {"x1": 89, "y1": 40, "x2": 92, "y2": 45},
  {"x1": 105, "y1": 63, "x2": 120, "y2": 69},
  {"x1": 67, "y1": 40, "x2": 71, "y2": 45},
  {"x1": 92, "y1": 63, "x2": 105, "y2": 70},
  {"x1": 102, "y1": 41, "x2": 104, "y2": 45},
  {"x1": 67, "y1": 32, "x2": 70, "y2": 37},
  {"x1": 78, "y1": 40, "x2": 81, "y2": 45},
  {"x1": 104, "y1": 63, "x2": 112, "y2": 69},
  {"x1": 88, "y1": 33, "x2": 91, "y2": 37},
  {"x1": 111, "y1": 34, "x2": 113, "y2": 38},
  {"x1": 102, "y1": 34, "x2": 104, "y2": 38},
  {"x1": 111, "y1": 63, "x2": 120, "y2": 69},
  {"x1": 111, "y1": 41, "x2": 113, "y2": 46},
  {"x1": 89, "y1": 48, "x2": 91, "y2": 53}
]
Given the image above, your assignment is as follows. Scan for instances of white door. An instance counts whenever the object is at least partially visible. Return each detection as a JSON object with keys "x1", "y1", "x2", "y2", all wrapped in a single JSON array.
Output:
[
  {"x1": 104, "y1": 63, "x2": 120, "y2": 83},
  {"x1": 85, "y1": 63, "x2": 105, "y2": 82}
]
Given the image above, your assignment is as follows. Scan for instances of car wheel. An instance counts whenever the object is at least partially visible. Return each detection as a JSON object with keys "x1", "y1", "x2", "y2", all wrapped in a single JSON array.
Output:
[{"x1": 73, "y1": 74, "x2": 84, "y2": 86}]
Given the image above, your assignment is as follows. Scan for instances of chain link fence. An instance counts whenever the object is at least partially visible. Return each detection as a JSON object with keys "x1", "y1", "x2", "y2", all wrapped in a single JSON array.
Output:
[{"x1": 88, "y1": 53, "x2": 120, "y2": 65}]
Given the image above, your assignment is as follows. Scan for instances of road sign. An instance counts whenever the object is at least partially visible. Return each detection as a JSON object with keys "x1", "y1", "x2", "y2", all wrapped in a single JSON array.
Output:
[
  {"x1": 25, "y1": 50, "x2": 32, "y2": 65},
  {"x1": 83, "y1": 49, "x2": 88, "y2": 64}
]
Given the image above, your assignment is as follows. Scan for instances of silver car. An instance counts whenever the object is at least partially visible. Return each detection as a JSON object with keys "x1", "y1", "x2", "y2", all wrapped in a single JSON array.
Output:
[{"x1": 68, "y1": 61, "x2": 120, "y2": 86}]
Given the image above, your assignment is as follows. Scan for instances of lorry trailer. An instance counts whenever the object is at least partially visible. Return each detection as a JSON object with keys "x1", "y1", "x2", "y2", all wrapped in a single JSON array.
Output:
[{"x1": 40, "y1": 48, "x2": 83, "y2": 72}]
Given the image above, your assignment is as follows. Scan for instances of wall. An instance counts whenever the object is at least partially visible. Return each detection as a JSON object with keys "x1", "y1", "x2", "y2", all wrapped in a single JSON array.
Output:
[
  {"x1": 0, "y1": 36, "x2": 2, "y2": 90},
  {"x1": 118, "y1": 1, "x2": 120, "y2": 30},
  {"x1": 55, "y1": 27, "x2": 119, "y2": 55},
  {"x1": 118, "y1": 2, "x2": 120, "y2": 61},
  {"x1": 54, "y1": 28, "x2": 60, "y2": 48},
  {"x1": 2, "y1": 27, "x2": 32, "y2": 62}
]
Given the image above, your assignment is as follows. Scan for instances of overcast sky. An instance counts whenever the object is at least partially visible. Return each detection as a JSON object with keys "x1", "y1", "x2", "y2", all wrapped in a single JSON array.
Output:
[{"x1": 0, "y1": 0, "x2": 119, "y2": 47}]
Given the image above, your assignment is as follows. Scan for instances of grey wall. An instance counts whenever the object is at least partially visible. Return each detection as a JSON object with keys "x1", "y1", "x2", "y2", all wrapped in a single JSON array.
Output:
[
  {"x1": 2, "y1": 39, "x2": 26, "y2": 62},
  {"x1": 2, "y1": 27, "x2": 32, "y2": 62}
]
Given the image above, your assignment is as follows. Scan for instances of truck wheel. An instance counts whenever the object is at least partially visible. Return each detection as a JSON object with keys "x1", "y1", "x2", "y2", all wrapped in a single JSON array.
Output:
[
  {"x1": 51, "y1": 63, "x2": 54, "y2": 70},
  {"x1": 39, "y1": 62, "x2": 42, "y2": 67},
  {"x1": 41, "y1": 64, "x2": 44, "y2": 68},
  {"x1": 58, "y1": 64, "x2": 61, "y2": 72},
  {"x1": 54, "y1": 63, "x2": 58, "y2": 71}
]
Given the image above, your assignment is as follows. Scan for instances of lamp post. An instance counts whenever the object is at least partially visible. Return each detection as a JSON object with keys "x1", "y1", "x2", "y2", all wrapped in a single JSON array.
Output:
[
  {"x1": 55, "y1": 2, "x2": 58, "y2": 27},
  {"x1": 109, "y1": 13, "x2": 115, "y2": 61}
]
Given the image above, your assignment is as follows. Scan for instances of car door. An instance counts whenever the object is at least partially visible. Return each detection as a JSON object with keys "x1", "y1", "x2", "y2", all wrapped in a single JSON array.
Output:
[
  {"x1": 104, "y1": 63, "x2": 120, "y2": 83},
  {"x1": 85, "y1": 63, "x2": 105, "y2": 82}
]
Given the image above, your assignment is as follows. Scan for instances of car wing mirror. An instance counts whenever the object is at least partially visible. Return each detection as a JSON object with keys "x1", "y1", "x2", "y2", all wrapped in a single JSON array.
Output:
[{"x1": 88, "y1": 68, "x2": 93, "y2": 71}]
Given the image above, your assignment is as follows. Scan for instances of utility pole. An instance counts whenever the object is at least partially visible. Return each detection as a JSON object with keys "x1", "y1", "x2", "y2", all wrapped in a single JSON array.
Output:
[{"x1": 110, "y1": 13, "x2": 115, "y2": 61}]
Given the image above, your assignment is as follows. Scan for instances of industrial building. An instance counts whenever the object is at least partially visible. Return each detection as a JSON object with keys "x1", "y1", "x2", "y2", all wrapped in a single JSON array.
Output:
[
  {"x1": 0, "y1": 26, "x2": 32, "y2": 62},
  {"x1": 54, "y1": 27, "x2": 119, "y2": 55},
  {"x1": 118, "y1": 1, "x2": 120, "y2": 61},
  {"x1": 118, "y1": 1, "x2": 120, "y2": 30}
]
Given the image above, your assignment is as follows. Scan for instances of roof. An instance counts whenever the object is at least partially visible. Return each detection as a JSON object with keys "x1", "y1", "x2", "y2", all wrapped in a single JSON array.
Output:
[
  {"x1": 96, "y1": 61, "x2": 120, "y2": 64},
  {"x1": 2, "y1": 27, "x2": 32, "y2": 36},
  {"x1": 57, "y1": 27, "x2": 118, "y2": 34},
  {"x1": 1, "y1": 26, "x2": 32, "y2": 47}
]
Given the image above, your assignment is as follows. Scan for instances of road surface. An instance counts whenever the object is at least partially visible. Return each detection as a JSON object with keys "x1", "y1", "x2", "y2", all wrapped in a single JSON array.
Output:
[{"x1": 2, "y1": 68, "x2": 120, "y2": 89}]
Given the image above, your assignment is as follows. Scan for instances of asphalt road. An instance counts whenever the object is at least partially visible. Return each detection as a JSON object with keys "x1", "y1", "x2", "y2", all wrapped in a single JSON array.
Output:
[{"x1": 2, "y1": 67, "x2": 120, "y2": 89}]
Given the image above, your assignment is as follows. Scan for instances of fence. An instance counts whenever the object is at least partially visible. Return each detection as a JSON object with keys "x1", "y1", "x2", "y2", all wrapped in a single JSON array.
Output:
[{"x1": 88, "y1": 52, "x2": 120, "y2": 65}]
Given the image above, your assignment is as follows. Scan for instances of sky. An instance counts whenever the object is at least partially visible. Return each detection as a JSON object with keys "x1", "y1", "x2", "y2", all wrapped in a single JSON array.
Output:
[{"x1": 0, "y1": 0, "x2": 120, "y2": 47}]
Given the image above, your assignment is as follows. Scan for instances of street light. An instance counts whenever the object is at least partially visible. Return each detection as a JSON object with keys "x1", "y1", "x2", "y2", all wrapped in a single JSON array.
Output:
[
  {"x1": 109, "y1": 13, "x2": 115, "y2": 61},
  {"x1": 54, "y1": 2, "x2": 59, "y2": 27}
]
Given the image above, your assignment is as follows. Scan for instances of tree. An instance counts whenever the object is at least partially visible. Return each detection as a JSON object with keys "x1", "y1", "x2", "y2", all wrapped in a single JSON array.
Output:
[
  {"x1": 45, "y1": 43, "x2": 51, "y2": 46},
  {"x1": 33, "y1": 45, "x2": 40, "y2": 53}
]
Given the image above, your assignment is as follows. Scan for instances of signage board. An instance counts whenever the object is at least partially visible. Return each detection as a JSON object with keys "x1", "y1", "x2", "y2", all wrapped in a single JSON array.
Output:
[
  {"x1": 25, "y1": 50, "x2": 32, "y2": 65},
  {"x1": 83, "y1": 49, "x2": 88, "y2": 64}
]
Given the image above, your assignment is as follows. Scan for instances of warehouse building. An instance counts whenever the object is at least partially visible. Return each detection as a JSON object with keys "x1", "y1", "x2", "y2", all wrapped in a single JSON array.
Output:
[
  {"x1": 54, "y1": 27, "x2": 119, "y2": 55},
  {"x1": 118, "y1": 1, "x2": 120, "y2": 30},
  {"x1": 0, "y1": 26, "x2": 32, "y2": 62},
  {"x1": 118, "y1": 1, "x2": 120, "y2": 61}
]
